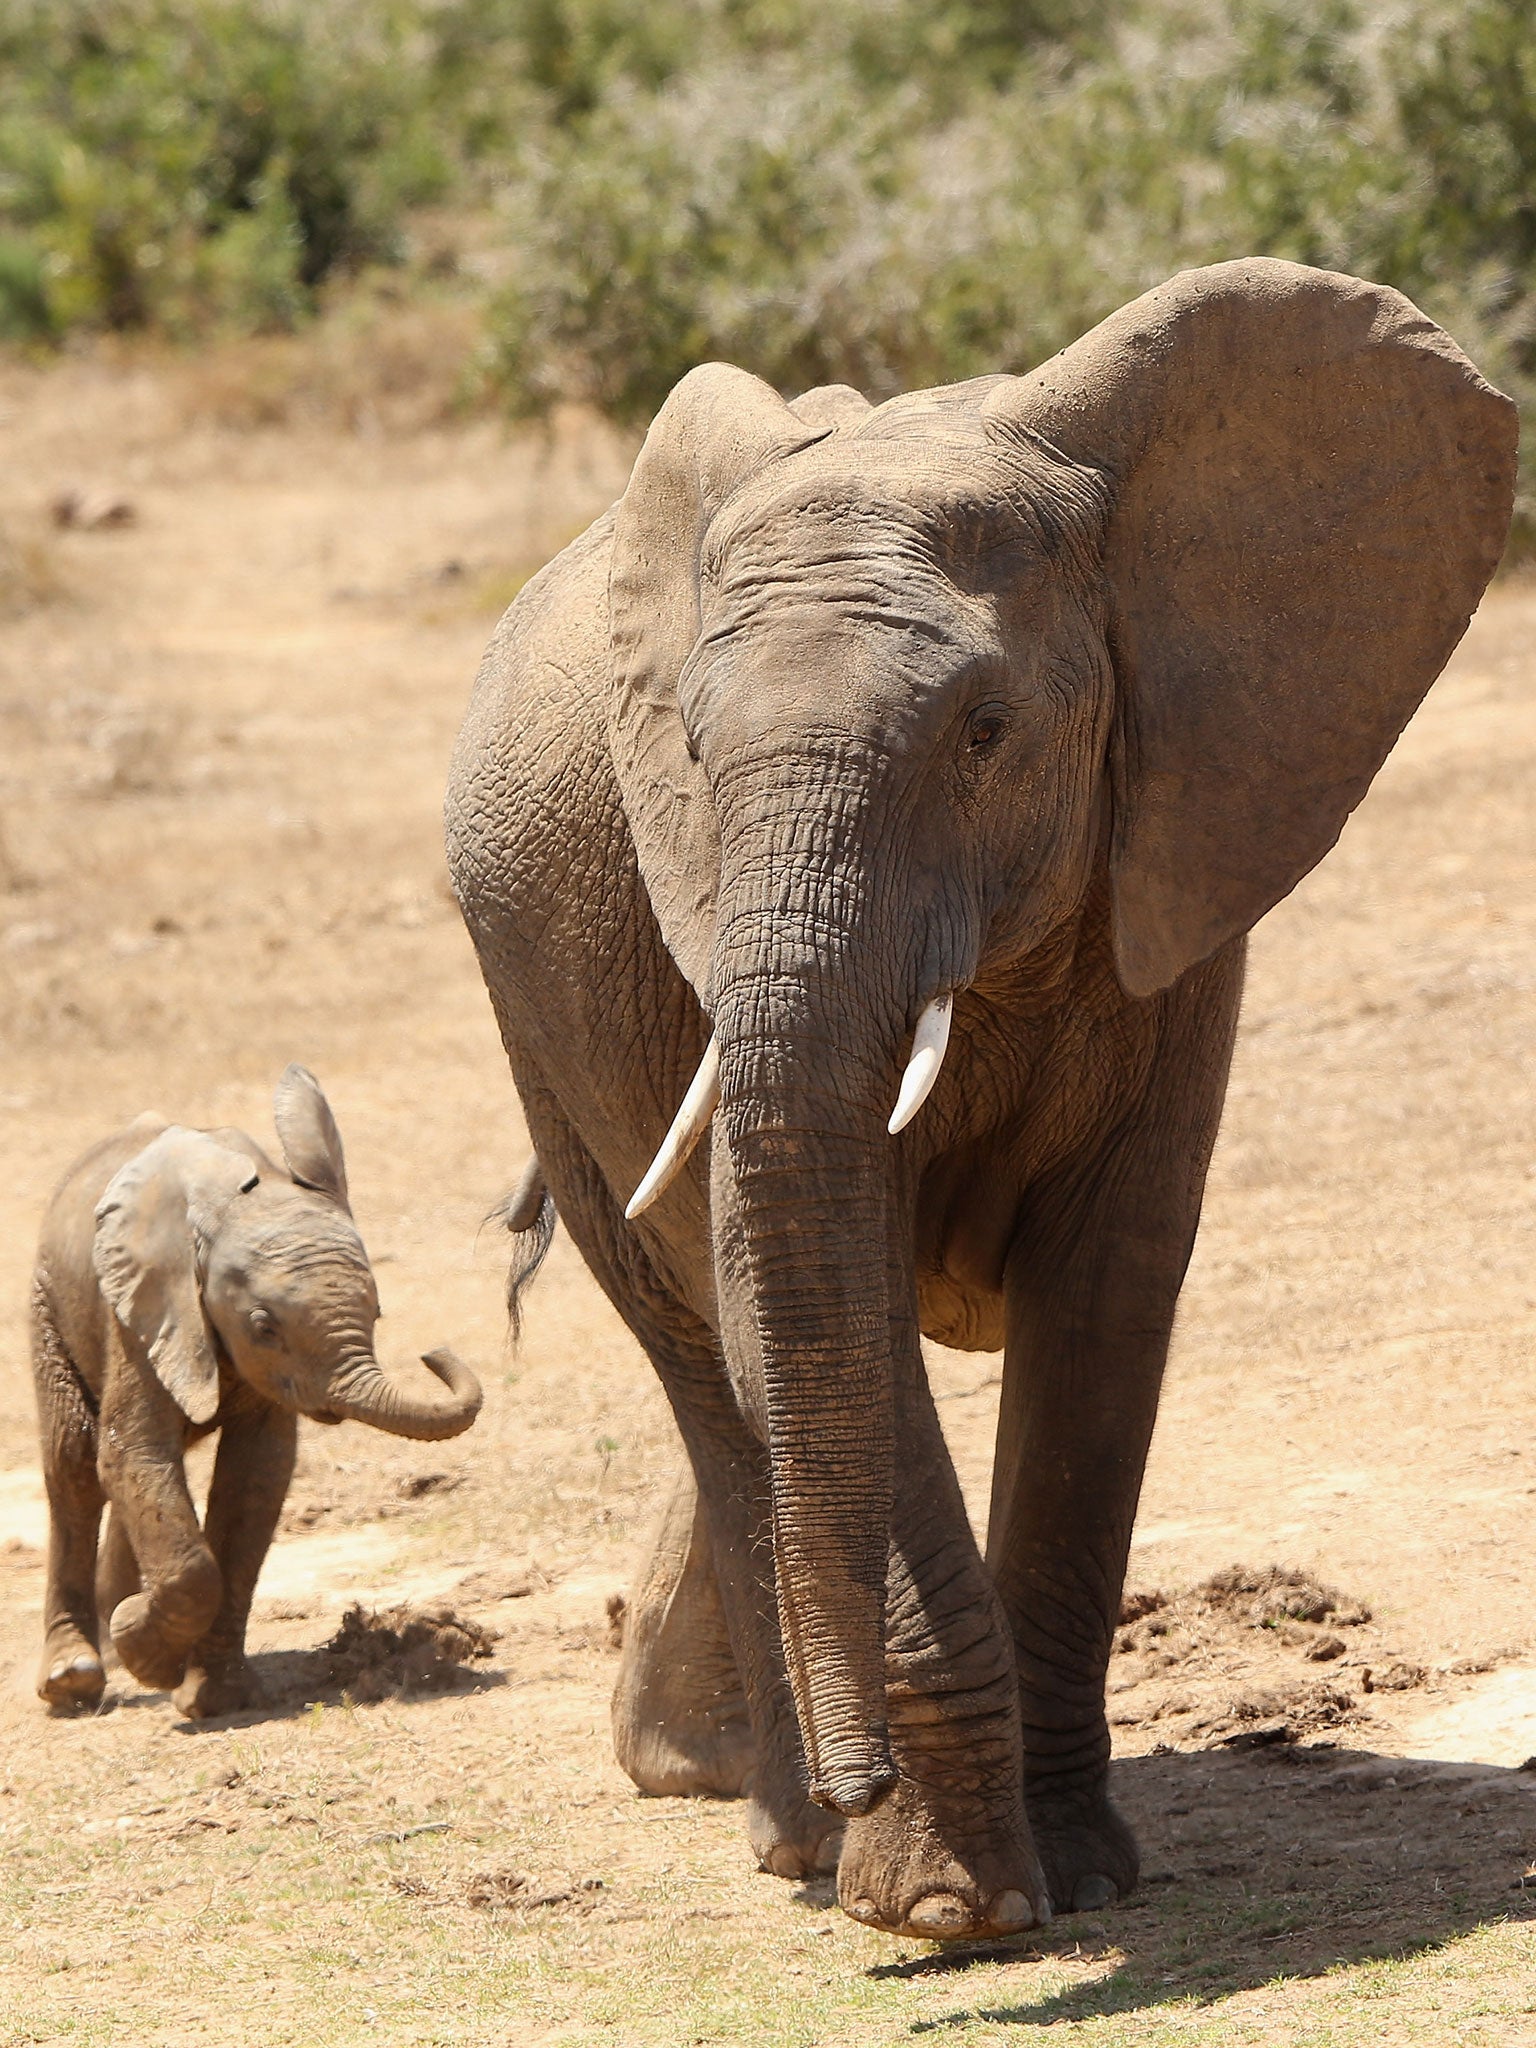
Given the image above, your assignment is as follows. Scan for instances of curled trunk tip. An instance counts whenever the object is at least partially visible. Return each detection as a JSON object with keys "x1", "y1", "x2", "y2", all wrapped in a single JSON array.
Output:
[{"x1": 332, "y1": 1345, "x2": 483, "y2": 1441}]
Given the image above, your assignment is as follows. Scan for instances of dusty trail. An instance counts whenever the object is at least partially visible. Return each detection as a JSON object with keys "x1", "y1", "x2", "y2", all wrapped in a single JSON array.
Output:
[{"x1": 0, "y1": 351, "x2": 1531, "y2": 2045}]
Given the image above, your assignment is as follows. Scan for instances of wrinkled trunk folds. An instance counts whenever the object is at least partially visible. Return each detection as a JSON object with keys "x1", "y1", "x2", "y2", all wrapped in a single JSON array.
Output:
[
  {"x1": 329, "y1": 1345, "x2": 482, "y2": 1440},
  {"x1": 710, "y1": 755, "x2": 911, "y2": 1817}
]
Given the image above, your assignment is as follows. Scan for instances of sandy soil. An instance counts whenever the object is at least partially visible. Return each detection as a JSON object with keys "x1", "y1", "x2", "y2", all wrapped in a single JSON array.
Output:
[{"x1": 0, "y1": 350, "x2": 1532, "y2": 2046}]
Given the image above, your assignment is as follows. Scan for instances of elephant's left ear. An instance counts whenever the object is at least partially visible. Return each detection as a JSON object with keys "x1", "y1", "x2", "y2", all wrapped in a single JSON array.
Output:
[
  {"x1": 608, "y1": 363, "x2": 832, "y2": 993},
  {"x1": 272, "y1": 1064, "x2": 350, "y2": 1210},
  {"x1": 984, "y1": 258, "x2": 1518, "y2": 997}
]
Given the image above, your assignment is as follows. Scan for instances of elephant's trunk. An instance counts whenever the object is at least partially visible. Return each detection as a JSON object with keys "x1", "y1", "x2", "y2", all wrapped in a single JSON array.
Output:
[
  {"x1": 327, "y1": 1345, "x2": 483, "y2": 1440},
  {"x1": 707, "y1": 754, "x2": 922, "y2": 1818}
]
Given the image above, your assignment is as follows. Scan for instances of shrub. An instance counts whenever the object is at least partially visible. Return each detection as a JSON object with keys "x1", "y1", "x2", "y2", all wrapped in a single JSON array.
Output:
[{"x1": 0, "y1": 0, "x2": 450, "y2": 335}]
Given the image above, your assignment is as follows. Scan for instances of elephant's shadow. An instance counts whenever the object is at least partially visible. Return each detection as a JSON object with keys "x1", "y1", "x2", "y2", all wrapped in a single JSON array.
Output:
[
  {"x1": 842, "y1": 1744, "x2": 1535, "y2": 2025},
  {"x1": 111, "y1": 1634, "x2": 509, "y2": 1731}
]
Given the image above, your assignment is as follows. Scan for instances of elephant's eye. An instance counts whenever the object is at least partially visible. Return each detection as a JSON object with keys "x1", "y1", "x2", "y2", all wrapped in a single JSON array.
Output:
[
  {"x1": 248, "y1": 1308, "x2": 280, "y2": 1346},
  {"x1": 965, "y1": 705, "x2": 1010, "y2": 752}
]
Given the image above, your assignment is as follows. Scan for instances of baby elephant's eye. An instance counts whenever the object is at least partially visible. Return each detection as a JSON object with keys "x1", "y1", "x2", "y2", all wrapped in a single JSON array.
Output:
[
  {"x1": 248, "y1": 1308, "x2": 280, "y2": 1346},
  {"x1": 965, "y1": 705, "x2": 1010, "y2": 752}
]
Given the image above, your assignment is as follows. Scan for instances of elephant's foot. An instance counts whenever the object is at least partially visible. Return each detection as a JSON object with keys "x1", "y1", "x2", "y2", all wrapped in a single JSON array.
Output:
[
  {"x1": 1026, "y1": 1775, "x2": 1140, "y2": 1914},
  {"x1": 109, "y1": 1593, "x2": 192, "y2": 1692},
  {"x1": 37, "y1": 1628, "x2": 105, "y2": 1714},
  {"x1": 611, "y1": 1662, "x2": 754, "y2": 1799},
  {"x1": 175, "y1": 1656, "x2": 262, "y2": 1722},
  {"x1": 611, "y1": 1467, "x2": 754, "y2": 1799},
  {"x1": 747, "y1": 1788, "x2": 844, "y2": 1879},
  {"x1": 836, "y1": 1775, "x2": 1050, "y2": 1941}
]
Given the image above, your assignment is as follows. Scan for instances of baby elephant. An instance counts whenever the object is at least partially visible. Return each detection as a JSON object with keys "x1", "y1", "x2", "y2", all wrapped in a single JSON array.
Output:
[{"x1": 32, "y1": 1064, "x2": 482, "y2": 1719}]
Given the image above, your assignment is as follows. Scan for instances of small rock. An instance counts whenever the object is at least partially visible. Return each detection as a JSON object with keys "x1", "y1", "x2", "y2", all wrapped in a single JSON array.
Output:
[
  {"x1": 454, "y1": 1566, "x2": 534, "y2": 1604},
  {"x1": 1219, "y1": 1719, "x2": 1292, "y2": 1750},
  {"x1": 1361, "y1": 1661, "x2": 1427, "y2": 1694},
  {"x1": 397, "y1": 1471, "x2": 462, "y2": 1500},
  {"x1": 51, "y1": 487, "x2": 136, "y2": 531},
  {"x1": 1305, "y1": 1633, "x2": 1346, "y2": 1662},
  {"x1": 605, "y1": 1592, "x2": 627, "y2": 1648}
]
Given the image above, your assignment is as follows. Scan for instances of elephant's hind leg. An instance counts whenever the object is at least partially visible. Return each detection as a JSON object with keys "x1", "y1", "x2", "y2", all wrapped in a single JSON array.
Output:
[
  {"x1": 612, "y1": 1464, "x2": 752, "y2": 1798},
  {"x1": 32, "y1": 1281, "x2": 107, "y2": 1711}
]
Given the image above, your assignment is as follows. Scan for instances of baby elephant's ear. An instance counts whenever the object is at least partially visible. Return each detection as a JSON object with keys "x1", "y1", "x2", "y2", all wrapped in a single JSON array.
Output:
[
  {"x1": 93, "y1": 1127, "x2": 258, "y2": 1424},
  {"x1": 272, "y1": 1064, "x2": 350, "y2": 1211}
]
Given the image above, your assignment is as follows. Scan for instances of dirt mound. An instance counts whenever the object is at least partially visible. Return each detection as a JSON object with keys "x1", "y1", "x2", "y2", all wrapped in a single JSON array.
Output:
[
  {"x1": 1108, "y1": 1563, "x2": 1396, "y2": 1754},
  {"x1": 1192, "y1": 1565, "x2": 1371, "y2": 1629},
  {"x1": 388, "y1": 1869, "x2": 606, "y2": 1916},
  {"x1": 322, "y1": 1604, "x2": 498, "y2": 1702}
]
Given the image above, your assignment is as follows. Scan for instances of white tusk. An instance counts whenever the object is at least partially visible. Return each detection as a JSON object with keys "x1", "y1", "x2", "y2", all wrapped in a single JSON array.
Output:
[
  {"x1": 626, "y1": 1036, "x2": 721, "y2": 1219},
  {"x1": 887, "y1": 994, "x2": 953, "y2": 1136}
]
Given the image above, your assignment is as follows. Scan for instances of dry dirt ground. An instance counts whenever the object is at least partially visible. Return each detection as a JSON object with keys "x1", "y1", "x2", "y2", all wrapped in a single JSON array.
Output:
[{"x1": 0, "y1": 350, "x2": 1533, "y2": 2047}]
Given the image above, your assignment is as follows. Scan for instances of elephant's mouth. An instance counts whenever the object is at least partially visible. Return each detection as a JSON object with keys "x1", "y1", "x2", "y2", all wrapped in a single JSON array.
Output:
[{"x1": 304, "y1": 1407, "x2": 344, "y2": 1426}]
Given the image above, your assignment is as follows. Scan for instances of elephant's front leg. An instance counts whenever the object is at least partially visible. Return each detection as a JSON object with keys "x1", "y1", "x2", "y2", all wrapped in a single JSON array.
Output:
[
  {"x1": 176, "y1": 1399, "x2": 298, "y2": 1719},
  {"x1": 988, "y1": 954, "x2": 1241, "y2": 1913},
  {"x1": 836, "y1": 1333, "x2": 1049, "y2": 1940},
  {"x1": 97, "y1": 1375, "x2": 222, "y2": 1694},
  {"x1": 527, "y1": 1096, "x2": 840, "y2": 1880}
]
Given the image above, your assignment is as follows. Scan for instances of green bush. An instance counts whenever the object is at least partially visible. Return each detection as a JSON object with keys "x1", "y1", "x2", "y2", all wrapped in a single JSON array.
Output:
[
  {"x1": 478, "y1": 0, "x2": 1536, "y2": 543},
  {"x1": 0, "y1": 0, "x2": 1531, "y2": 545},
  {"x1": 0, "y1": 0, "x2": 450, "y2": 335}
]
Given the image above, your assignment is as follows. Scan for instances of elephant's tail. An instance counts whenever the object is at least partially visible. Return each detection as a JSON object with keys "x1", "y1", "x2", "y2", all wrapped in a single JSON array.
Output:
[{"x1": 484, "y1": 1156, "x2": 556, "y2": 1344}]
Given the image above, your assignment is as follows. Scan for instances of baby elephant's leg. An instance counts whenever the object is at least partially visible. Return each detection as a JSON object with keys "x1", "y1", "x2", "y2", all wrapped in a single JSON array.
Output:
[
  {"x1": 33, "y1": 1287, "x2": 107, "y2": 1711},
  {"x1": 95, "y1": 1504, "x2": 140, "y2": 1635},
  {"x1": 98, "y1": 1383, "x2": 222, "y2": 1694},
  {"x1": 176, "y1": 1403, "x2": 297, "y2": 1719}
]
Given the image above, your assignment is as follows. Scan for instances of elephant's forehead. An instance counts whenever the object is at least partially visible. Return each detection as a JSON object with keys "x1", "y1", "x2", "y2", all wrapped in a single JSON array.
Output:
[{"x1": 706, "y1": 445, "x2": 1033, "y2": 577}]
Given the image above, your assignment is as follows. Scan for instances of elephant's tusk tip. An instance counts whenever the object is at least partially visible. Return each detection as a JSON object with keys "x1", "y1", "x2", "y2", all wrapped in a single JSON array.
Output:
[
  {"x1": 626, "y1": 1036, "x2": 721, "y2": 1222},
  {"x1": 888, "y1": 993, "x2": 954, "y2": 1135}
]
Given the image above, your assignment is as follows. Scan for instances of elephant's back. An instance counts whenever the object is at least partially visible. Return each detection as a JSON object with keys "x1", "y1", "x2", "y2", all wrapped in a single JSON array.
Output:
[
  {"x1": 446, "y1": 509, "x2": 625, "y2": 905},
  {"x1": 444, "y1": 507, "x2": 672, "y2": 1085},
  {"x1": 35, "y1": 1120, "x2": 167, "y2": 1382}
]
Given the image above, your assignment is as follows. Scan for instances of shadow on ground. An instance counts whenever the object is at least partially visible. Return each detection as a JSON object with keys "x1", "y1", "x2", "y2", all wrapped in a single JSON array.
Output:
[
  {"x1": 93, "y1": 1604, "x2": 508, "y2": 1731},
  {"x1": 862, "y1": 1745, "x2": 1536, "y2": 2030}
]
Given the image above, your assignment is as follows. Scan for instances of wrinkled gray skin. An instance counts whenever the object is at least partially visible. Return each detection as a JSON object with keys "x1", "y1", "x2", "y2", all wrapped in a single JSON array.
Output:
[
  {"x1": 32, "y1": 1064, "x2": 482, "y2": 1720},
  {"x1": 445, "y1": 261, "x2": 1516, "y2": 1940}
]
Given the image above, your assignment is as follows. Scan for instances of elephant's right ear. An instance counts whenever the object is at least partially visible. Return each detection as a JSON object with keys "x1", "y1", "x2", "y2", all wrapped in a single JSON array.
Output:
[
  {"x1": 93, "y1": 1127, "x2": 257, "y2": 1425},
  {"x1": 608, "y1": 363, "x2": 832, "y2": 992}
]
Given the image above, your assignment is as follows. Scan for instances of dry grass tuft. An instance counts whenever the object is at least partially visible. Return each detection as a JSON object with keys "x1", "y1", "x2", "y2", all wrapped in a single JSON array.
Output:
[{"x1": 176, "y1": 292, "x2": 487, "y2": 436}]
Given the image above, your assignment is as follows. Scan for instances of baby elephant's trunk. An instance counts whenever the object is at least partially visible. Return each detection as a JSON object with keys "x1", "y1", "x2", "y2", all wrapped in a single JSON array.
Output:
[{"x1": 329, "y1": 1346, "x2": 483, "y2": 1440}]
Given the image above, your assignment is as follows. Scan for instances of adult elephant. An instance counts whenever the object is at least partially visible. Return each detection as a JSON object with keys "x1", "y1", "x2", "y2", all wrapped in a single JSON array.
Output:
[{"x1": 446, "y1": 260, "x2": 1515, "y2": 1940}]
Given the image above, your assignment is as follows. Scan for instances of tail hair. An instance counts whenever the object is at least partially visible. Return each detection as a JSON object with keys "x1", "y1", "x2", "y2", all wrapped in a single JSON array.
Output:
[{"x1": 484, "y1": 1155, "x2": 556, "y2": 1345}]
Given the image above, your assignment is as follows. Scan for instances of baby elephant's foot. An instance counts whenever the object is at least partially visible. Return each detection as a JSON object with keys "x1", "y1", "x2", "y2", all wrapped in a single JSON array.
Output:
[
  {"x1": 1026, "y1": 1778, "x2": 1140, "y2": 1914},
  {"x1": 175, "y1": 1658, "x2": 262, "y2": 1722},
  {"x1": 837, "y1": 1776, "x2": 1050, "y2": 1941},
  {"x1": 38, "y1": 1632, "x2": 106, "y2": 1714},
  {"x1": 109, "y1": 1594, "x2": 192, "y2": 1692}
]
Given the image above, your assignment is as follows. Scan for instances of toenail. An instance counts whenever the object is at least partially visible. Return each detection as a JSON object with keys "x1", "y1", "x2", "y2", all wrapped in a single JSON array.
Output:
[
  {"x1": 905, "y1": 1892, "x2": 973, "y2": 1933},
  {"x1": 988, "y1": 1888, "x2": 1033, "y2": 1932},
  {"x1": 763, "y1": 1845, "x2": 804, "y2": 1878},
  {"x1": 845, "y1": 1895, "x2": 882, "y2": 1923},
  {"x1": 1072, "y1": 1873, "x2": 1117, "y2": 1912}
]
